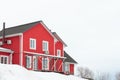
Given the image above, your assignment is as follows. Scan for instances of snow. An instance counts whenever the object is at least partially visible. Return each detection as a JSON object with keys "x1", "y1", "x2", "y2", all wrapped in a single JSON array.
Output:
[{"x1": 0, "y1": 64, "x2": 86, "y2": 80}]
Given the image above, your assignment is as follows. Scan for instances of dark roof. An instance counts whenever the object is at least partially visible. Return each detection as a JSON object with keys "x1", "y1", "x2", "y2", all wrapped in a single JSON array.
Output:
[
  {"x1": 52, "y1": 32, "x2": 67, "y2": 47},
  {"x1": 64, "y1": 51, "x2": 77, "y2": 64},
  {"x1": 0, "y1": 21, "x2": 42, "y2": 36}
]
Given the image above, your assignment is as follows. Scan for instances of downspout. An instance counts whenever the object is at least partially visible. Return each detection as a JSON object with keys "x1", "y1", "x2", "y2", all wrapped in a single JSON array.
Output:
[{"x1": 20, "y1": 33, "x2": 23, "y2": 66}]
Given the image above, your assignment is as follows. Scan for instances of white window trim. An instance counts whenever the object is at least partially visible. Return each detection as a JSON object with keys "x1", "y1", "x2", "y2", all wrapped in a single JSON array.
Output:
[
  {"x1": 42, "y1": 41, "x2": 49, "y2": 51},
  {"x1": 26, "y1": 56, "x2": 32, "y2": 68},
  {"x1": 0, "y1": 55, "x2": 9, "y2": 64},
  {"x1": 30, "y1": 38, "x2": 36, "y2": 50},
  {"x1": 42, "y1": 57, "x2": 49, "y2": 70},
  {"x1": 57, "y1": 49, "x2": 61, "y2": 57}
]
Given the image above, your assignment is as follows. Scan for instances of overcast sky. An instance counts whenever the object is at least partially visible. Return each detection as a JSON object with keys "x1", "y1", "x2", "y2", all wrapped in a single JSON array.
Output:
[{"x1": 0, "y1": 0, "x2": 120, "y2": 74}]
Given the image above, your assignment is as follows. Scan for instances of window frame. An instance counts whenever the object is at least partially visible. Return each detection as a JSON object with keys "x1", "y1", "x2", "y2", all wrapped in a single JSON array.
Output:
[
  {"x1": 42, "y1": 41, "x2": 49, "y2": 51},
  {"x1": 30, "y1": 38, "x2": 36, "y2": 50}
]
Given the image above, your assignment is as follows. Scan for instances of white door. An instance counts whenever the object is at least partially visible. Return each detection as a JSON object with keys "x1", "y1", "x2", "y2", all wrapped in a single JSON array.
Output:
[
  {"x1": 33, "y1": 56, "x2": 38, "y2": 70},
  {"x1": 42, "y1": 58, "x2": 49, "y2": 70}
]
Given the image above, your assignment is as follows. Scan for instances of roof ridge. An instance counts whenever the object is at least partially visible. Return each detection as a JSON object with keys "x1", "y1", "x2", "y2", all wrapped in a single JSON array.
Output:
[
  {"x1": 5, "y1": 20, "x2": 42, "y2": 29},
  {"x1": 0, "y1": 20, "x2": 43, "y2": 36}
]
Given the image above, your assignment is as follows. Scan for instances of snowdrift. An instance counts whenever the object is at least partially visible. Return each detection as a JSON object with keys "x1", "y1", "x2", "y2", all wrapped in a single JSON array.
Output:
[{"x1": 0, "y1": 64, "x2": 86, "y2": 80}]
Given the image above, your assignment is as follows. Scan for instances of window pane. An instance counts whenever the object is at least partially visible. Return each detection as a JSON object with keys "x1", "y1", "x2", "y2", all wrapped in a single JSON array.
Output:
[
  {"x1": 57, "y1": 50, "x2": 61, "y2": 56},
  {"x1": 32, "y1": 40, "x2": 33, "y2": 48},
  {"x1": 43, "y1": 42, "x2": 45, "y2": 51},
  {"x1": 45, "y1": 58, "x2": 47, "y2": 68},
  {"x1": 43, "y1": 58, "x2": 45, "y2": 68},
  {"x1": 4, "y1": 57, "x2": 7, "y2": 64},
  {"x1": 65, "y1": 63, "x2": 69, "y2": 72},
  {"x1": 30, "y1": 40, "x2": 32, "y2": 48},
  {"x1": 1, "y1": 57, "x2": 3, "y2": 63}
]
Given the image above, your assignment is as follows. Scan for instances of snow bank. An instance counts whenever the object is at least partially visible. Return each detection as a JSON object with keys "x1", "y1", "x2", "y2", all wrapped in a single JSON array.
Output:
[{"x1": 0, "y1": 64, "x2": 86, "y2": 80}]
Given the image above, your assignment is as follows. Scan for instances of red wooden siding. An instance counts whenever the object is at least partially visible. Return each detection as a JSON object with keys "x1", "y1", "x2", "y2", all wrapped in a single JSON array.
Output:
[
  {"x1": 23, "y1": 23, "x2": 55, "y2": 70},
  {"x1": 55, "y1": 59, "x2": 63, "y2": 72},
  {"x1": 54, "y1": 39, "x2": 64, "y2": 72},
  {"x1": 55, "y1": 41, "x2": 64, "y2": 57},
  {"x1": 23, "y1": 23, "x2": 54, "y2": 54},
  {"x1": 0, "y1": 21, "x2": 75, "y2": 75},
  {"x1": 0, "y1": 36, "x2": 20, "y2": 65}
]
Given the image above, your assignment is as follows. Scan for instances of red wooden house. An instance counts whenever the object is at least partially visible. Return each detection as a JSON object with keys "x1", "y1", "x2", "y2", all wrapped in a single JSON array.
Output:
[{"x1": 0, "y1": 21, "x2": 77, "y2": 74}]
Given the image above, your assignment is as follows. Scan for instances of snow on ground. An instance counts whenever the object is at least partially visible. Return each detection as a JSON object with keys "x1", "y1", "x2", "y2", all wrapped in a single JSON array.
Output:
[{"x1": 0, "y1": 64, "x2": 87, "y2": 80}]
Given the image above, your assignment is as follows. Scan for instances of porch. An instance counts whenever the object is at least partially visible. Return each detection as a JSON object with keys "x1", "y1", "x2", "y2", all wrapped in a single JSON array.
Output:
[
  {"x1": 0, "y1": 47, "x2": 14, "y2": 64},
  {"x1": 24, "y1": 51, "x2": 66, "y2": 73}
]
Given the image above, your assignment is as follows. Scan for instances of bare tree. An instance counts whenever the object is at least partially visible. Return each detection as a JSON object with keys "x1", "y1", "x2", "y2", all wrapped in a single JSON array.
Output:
[
  {"x1": 77, "y1": 67, "x2": 94, "y2": 80},
  {"x1": 116, "y1": 72, "x2": 120, "y2": 80},
  {"x1": 95, "y1": 72, "x2": 111, "y2": 80}
]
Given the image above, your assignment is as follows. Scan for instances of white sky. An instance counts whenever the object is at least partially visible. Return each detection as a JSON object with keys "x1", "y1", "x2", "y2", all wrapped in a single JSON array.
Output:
[{"x1": 0, "y1": 0, "x2": 120, "y2": 73}]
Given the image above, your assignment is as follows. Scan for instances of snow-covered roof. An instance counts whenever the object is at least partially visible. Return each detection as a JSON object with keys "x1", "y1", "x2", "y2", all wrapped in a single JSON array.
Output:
[{"x1": 0, "y1": 47, "x2": 13, "y2": 53}]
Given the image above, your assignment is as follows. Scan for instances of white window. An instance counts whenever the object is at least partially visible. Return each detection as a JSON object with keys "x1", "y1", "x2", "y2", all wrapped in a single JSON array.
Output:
[
  {"x1": 64, "y1": 63, "x2": 69, "y2": 72},
  {"x1": 30, "y1": 38, "x2": 36, "y2": 50},
  {"x1": 0, "y1": 56, "x2": 8, "y2": 64},
  {"x1": 42, "y1": 58, "x2": 49, "y2": 70},
  {"x1": 26, "y1": 56, "x2": 32, "y2": 68},
  {"x1": 57, "y1": 49, "x2": 61, "y2": 57},
  {"x1": 42, "y1": 41, "x2": 49, "y2": 51}
]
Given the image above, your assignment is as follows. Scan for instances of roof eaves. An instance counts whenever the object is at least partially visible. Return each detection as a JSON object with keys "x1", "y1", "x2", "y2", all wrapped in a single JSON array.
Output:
[
  {"x1": 4, "y1": 20, "x2": 42, "y2": 31},
  {"x1": 64, "y1": 51, "x2": 77, "y2": 64}
]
